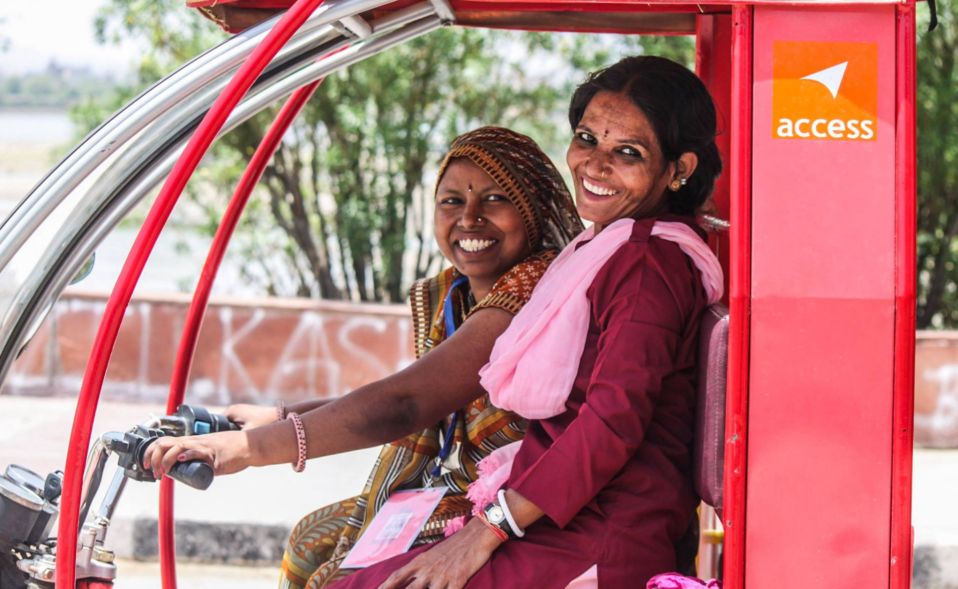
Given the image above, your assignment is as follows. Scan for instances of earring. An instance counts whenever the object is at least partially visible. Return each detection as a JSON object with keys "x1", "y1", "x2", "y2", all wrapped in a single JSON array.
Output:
[{"x1": 669, "y1": 180, "x2": 682, "y2": 191}]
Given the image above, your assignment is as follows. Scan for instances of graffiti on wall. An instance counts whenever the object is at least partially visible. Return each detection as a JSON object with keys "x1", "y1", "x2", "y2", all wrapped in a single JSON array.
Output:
[{"x1": 5, "y1": 293, "x2": 415, "y2": 405}]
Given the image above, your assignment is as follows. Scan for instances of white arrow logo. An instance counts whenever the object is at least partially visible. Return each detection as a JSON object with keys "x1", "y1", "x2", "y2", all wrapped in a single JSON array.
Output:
[{"x1": 801, "y1": 61, "x2": 849, "y2": 99}]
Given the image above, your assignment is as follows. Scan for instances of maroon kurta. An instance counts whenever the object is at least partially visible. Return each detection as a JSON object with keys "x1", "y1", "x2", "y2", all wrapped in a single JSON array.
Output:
[{"x1": 330, "y1": 215, "x2": 709, "y2": 589}]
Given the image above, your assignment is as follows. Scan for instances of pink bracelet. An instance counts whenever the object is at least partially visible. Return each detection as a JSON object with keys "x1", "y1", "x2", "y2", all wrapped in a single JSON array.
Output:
[
  {"x1": 275, "y1": 400, "x2": 286, "y2": 422},
  {"x1": 286, "y1": 412, "x2": 306, "y2": 472}
]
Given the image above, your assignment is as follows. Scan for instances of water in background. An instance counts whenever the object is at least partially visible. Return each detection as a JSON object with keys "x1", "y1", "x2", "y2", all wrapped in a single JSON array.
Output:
[
  {"x1": 0, "y1": 109, "x2": 259, "y2": 296},
  {"x1": 0, "y1": 110, "x2": 75, "y2": 142}
]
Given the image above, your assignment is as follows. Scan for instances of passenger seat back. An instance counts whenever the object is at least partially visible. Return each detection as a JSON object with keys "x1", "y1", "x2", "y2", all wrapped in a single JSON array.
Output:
[{"x1": 693, "y1": 303, "x2": 729, "y2": 520}]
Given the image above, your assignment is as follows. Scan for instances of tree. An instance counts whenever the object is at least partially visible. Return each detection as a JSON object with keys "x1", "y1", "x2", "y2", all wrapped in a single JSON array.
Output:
[
  {"x1": 76, "y1": 0, "x2": 693, "y2": 301},
  {"x1": 917, "y1": 4, "x2": 958, "y2": 327}
]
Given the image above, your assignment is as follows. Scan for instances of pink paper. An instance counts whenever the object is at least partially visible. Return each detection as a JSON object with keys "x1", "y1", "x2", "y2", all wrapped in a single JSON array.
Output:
[{"x1": 339, "y1": 487, "x2": 447, "y2": 569}]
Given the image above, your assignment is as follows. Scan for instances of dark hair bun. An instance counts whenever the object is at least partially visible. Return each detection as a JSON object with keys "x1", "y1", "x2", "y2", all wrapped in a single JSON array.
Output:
[{"x1": 568, "y1": 56, "x2": 722, "y2": 216}]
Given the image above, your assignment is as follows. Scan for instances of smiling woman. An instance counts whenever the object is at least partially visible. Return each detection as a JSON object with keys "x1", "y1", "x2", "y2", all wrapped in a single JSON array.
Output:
[
  {"x1": 567, "y1": 56, "x2": 723, "y2": 226},
  {"x1": 433, "y1": 159, "x2": 532, "y2": 302}
]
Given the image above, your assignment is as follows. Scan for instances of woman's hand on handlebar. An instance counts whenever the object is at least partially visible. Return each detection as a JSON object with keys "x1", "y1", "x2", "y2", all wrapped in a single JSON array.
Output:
[
  {"x1": 143, "y1": 430, "x2": 252, "y2": 479},
  {"x1": 223, "y1": 404, "x2": 277, "y2": 429}
]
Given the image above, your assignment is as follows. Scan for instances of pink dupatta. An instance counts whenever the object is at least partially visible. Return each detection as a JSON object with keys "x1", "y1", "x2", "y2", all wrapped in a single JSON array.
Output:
[{"x1": 445, "y1": 218, "x2": 723, "y2": 532}]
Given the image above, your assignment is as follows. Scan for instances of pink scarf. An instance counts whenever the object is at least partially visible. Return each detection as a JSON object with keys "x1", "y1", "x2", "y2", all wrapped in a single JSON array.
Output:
[
  {"x1": 647, "y1": 574, "x2": 723, "y2": 588},
  {"x1": 444, "y1": 218, "x2": 724, "y2": 534}
]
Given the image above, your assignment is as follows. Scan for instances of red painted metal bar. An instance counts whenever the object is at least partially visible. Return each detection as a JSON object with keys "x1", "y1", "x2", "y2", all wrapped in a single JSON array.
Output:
[
  {"x1": 56, "y1": 2, "x2": 326, "y2": 587},
  {"x1": 695, "y1": 13, "x2": 732, "y2": 301},
  {"x1": 723, "y1": 5, "x2": 751, "y2": 589},
  {"x1": 890, "y1": 5, "x2": 916, "y2": 588},
  {"x1": 158, "y1": 79, "x2": 324, "y2": 589}
]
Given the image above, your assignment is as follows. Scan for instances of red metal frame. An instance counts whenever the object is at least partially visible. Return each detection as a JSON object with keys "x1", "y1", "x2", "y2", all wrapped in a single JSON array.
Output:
[
  {"x1": 56, "y1": 1, "x2": 325, "y2": 587},
  {"x1": 695, "y1": 13, "x2": 732, "y2": 299},
  {"x1": 158, "y1": 80, "x2": 323, "y2": 589},
  {"x1": 47, "y1": 3, "x2": 921, "y2": 587},
  {"x1": 890, "y1": 4, "x2": 916, "y2": 588},
  {"x1": 723, "y1": 6, "x2": 751, "y2": 589}
]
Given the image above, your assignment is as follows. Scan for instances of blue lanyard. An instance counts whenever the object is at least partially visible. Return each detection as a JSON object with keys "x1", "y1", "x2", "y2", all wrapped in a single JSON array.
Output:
[{"x1": 432, "y1": 274, "x2": 469, "y2": 476}]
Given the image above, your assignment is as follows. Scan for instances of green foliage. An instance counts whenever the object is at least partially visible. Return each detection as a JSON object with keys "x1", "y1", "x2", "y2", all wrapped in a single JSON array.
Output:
[
  {"x1": 75, "y1": 0, "x2": 693, "y2": 301},
  {"x1": 917, "y1": 3, "x2": 958, "y2": 327}
]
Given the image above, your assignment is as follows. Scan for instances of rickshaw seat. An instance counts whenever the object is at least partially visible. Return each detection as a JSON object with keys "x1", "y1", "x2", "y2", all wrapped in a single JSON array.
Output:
[{"x1": 693, "y1": 303, "x2": 729, "y2": 520}]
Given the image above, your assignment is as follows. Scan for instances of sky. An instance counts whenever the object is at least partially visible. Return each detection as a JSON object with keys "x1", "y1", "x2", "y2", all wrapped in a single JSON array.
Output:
[{"x1": 1, "y1": 0, "x2": 142, "y2": 75}]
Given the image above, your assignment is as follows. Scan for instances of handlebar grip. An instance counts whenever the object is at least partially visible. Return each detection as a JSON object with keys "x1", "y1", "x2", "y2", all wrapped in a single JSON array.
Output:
[
  {"x1": 175, "y1": 405, "x2": 241, "y2": 434},
  {"x1": 167, "y1": 461, "x2": 214, "y2": 490}
]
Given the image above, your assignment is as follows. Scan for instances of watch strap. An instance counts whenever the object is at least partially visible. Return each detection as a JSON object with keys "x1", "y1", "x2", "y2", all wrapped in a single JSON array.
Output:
[{"x1": 483, "y1": 502, "x2": 518, "y2": 540}]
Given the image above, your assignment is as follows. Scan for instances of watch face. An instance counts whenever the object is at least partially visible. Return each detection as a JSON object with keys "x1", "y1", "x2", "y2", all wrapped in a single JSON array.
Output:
[{"x1": 487, "y1": 505, "x2": 505, "y2": 524}]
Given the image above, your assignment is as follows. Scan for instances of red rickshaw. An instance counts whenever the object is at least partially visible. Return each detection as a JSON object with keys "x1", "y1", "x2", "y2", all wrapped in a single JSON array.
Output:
[{"x1": 0, "y1": 1, "x2": 921, "y2": 588}]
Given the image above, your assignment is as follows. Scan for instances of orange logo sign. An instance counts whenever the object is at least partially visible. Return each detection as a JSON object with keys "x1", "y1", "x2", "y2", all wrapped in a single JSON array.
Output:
[{"x1": 772, "y1": 41, "x2": 878, "y2": 141}]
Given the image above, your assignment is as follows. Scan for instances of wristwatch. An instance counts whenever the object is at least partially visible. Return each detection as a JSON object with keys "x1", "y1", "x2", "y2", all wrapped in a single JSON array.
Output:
[{"x1": 483, "y1": 502, "x2": 519, "y2": 540}]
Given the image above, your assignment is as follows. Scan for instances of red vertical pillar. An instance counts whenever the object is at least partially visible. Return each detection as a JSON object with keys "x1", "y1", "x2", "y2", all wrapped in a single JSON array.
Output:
[
  {"x1": 746, "y1": 5, "x2": 899, "y2": 588},
  {"x1": 723, "y1": 7, "x2": 752, "y2": 589},
  {"x1": 891, "y1": 5, "x2": 916, "y2": 589},
  {"x1": 696, "y1": 13, "x2": 733, "y2": 299}
]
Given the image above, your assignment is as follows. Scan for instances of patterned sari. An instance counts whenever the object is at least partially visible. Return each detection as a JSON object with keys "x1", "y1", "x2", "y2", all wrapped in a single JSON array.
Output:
[{"x1": 279, "y1": 127, "x2": 582, "y2": 589}]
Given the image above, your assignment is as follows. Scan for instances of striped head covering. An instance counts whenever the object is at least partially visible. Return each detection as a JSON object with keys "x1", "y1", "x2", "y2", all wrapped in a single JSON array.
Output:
[{"x1": 436, "y1": 126, "x2": 584, "y2": 253}]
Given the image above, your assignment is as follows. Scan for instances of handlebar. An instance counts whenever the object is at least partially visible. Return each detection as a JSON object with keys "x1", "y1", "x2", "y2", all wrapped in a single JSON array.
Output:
[
  {"x1": 166, "y1": 461, "x2": 214, "y2": 491},
  {"x1": 1, "y1": 404, "x2": 240, "y2": 589},
  {"x1": 142, "y1": 404, "x2": 235, "y2": 490},
  {"x1": 112, "y1": 405, "x2": 239, "y2": 491}
]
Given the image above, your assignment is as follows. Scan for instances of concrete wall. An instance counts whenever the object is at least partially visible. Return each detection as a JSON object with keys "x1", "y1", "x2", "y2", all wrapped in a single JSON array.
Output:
[
  {"x1": 4, "y1": 289, "x2": 415, "y2": 406},
  {"x1": 916, "y1": 332, "x2": 958, "y2": 448},
  {"x1": 5, "y1": 290, "x2": 958, "y2": 448}
]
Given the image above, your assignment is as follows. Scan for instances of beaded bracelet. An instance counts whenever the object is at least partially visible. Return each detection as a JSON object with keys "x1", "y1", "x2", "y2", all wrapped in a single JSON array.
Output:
[
  {"x1": 475, "y1": 512, "x2": 509, "y2": 543},
  {"x1": 275, "y1": 400, "x2": 286, "y2": 422},
  {"x1": 286, "y1": 412, "x2": 307, "y2": 472}
]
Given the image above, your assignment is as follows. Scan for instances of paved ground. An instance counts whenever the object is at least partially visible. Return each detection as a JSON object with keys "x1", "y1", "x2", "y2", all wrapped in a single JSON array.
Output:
[
  {"x1": 2, "y1": 395, "x2": 957, "y2": 586},
  {"x1": 113, "y1": 560, "x2": 277, "y2": 589}
]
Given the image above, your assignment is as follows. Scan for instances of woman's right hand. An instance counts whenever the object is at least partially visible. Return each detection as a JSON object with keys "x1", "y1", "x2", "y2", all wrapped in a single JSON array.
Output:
[{"x1": 223, "y1": 404, "x2": 278, "y2": 429}]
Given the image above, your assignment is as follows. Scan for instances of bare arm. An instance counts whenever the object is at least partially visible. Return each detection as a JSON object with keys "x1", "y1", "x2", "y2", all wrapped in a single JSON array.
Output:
[
  {"x1": 223, "y1": 398, "x2": 334, "y2": 430},
  {"x1": 246, "y1": 307, "x2": 513, "y2": 466},
  {"x1": 287, "y1": 398, "x2": 334, "y2": 414},
  {"x1": 144, "y1": 307, "x2": 514, "y2": 477}
]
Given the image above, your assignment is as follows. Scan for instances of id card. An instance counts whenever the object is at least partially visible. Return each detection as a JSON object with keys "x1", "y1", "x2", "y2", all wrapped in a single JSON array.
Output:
[{"x1": 339, "y1": 487, "x2": 448, "y2": 569}]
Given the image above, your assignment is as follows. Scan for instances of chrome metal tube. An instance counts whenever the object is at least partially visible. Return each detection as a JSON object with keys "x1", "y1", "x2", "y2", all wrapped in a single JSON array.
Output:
[
  {"x1": 94, "y1": 470, "x2": 129, "y2": 527},
  {"x1": 700, "y1": 214, "x2": 731, "y2": 234},
  {"x1": 77, "y1": 438, "x2": 110, "y2": 532},
  {"x1": 370, "y1": 2, "x2": 437, "y2": 32},
  {"x1": 339, "y1": 15, "x2": 373, "y2": 38},
  {"x1": 0, "y1": 0, "x2": 397, "y2": 273},
  {"x1": 0, "y1": 12, "x2": 445, "y2": 387}
]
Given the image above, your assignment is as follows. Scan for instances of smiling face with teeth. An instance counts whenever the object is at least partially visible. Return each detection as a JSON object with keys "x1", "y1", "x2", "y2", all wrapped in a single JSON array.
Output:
[
  {"x1": 434, "y1": 158, "x2": 533, "y2": 301},
  {"x1": 567, "y1": 91, "x2": 697, "y2": 232}
]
